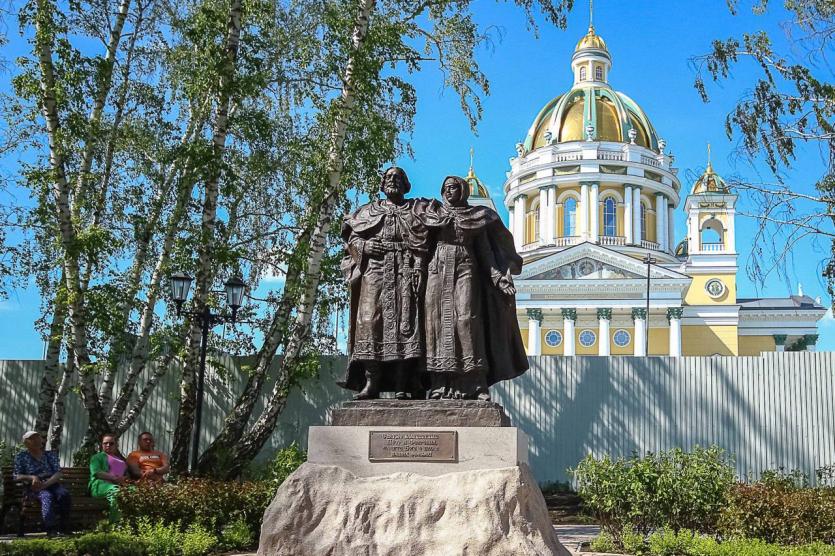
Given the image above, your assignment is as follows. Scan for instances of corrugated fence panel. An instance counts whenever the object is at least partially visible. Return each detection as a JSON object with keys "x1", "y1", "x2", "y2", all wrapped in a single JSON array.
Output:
[
  {"x1": 2, "y1": 353, "x2": 834, "y2": 483},
  {"x1": 491, "y1": 352, "x2": 835, "y2": 484}
]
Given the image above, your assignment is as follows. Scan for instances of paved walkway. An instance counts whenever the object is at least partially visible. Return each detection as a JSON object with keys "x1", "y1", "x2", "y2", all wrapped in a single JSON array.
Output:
[{"x1": 555, "y1": 524, "x2": 602, "y2": 554}]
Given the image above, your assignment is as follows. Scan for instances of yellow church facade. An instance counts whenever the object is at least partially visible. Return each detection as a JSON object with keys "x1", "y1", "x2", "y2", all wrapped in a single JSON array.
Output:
[{"x1": 468, "y1": 23, "x2": 825, "y2": 357}]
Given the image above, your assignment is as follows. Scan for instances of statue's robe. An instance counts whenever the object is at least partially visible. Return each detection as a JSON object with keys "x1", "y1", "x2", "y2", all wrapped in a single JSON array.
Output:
[
  {"x1": 339, "y1": 198, "x2": 431, "y2": 393},
  {"x1": 422, "y1": 201, "x2": 528, "y2": 391}
]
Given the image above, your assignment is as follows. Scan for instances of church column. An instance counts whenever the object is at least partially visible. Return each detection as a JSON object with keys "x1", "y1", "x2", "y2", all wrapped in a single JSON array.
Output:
[
  {"x1": 508, "y1": 205, "x2": 515, "y2": 239},
  {"x1": 513, "y1": 194, "x2": 526, "y2": 250},
  {"x1": 632, "y1": 308, "x2": 647, "y2": 356},
  {"x1": 656, "y1": 194, "x2": 665, "y2": 250},
  {"x1": 633, "y1": 186, "x2": 642, "y2": 246},
  {"x1": 597, "y1": 308, "x2": 612, "y2": 356},
  {"x1": 624, "y1": 185, "x2": 634, "y2": 244},
  {"x1": 527, "y1": 309, "x2": 543, "y2": 356},
  {"x1": 589, "y1": 182, "x2": 600, "y2": 243},
  {"x1": 667, "y1": 307, "x2": 683, "y2": 357},
  {"x1": 773, "y1": 334, "x2": 787, "y2": 353},
  {"x1": 539, "y1": 188, "x2": 548, "y2": 243},
  {"x1": 562, "y1": 308, "x2": 577, "y2": 356},
  {"x1": 667, "y1": 204, "x2": 675, "y2": 252},
  {"x1": 548, "y1": 186, "x2": 557, "y2": 242},
  {"x1": 579, "y1": 183, "x2": 590, "y2": 239}
]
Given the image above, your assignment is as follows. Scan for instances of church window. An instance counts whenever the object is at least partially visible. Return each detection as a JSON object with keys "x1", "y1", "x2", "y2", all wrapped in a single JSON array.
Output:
[
  {"x1": 595, "y1": 66, "x2": 603, "y2": 81},
  {"x1": 545, "y1": 330, "x2": 562, "y2": 347},
  {"x1": 640, "y1": 203, "x2": 647, "y2": 240},
  {"x1": 579, "y1": 67, "x2": 587, "y2": 81},
  {"x1": 603, "y1": 198, "x2": 616, "y2": 236},
  {"x1": 613, "y1": 329, "x2": 631, "y2": 347},
  {"x1": 579, "y1": 330, "x2": 596, "y2": 347},
  {"x1": 564, "y1": 198, "x2": 577, "y2": 236}
]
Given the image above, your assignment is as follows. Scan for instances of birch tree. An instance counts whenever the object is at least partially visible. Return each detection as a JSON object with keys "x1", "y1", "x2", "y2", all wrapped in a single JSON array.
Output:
[
  {"x1": 196, "y1": 0, "x2": 574, "y2": 478},
  {"x1": 692, "y1": 0, "x2": 835, "y2": 303}
]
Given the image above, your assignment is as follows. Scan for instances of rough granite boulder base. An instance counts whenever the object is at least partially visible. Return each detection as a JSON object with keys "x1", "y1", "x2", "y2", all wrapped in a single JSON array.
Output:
[
  {"x1": 258, "y1": 462, "x2": 569, "y2": 556},
  {"x1": 330, "y1": 399, "x2": 511, "y2": 427}
]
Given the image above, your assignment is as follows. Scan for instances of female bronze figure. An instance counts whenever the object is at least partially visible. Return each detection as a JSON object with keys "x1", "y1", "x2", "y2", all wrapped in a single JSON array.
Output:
[{"x1": 423, "y1": 176, "x2": 528, "y2": 400}]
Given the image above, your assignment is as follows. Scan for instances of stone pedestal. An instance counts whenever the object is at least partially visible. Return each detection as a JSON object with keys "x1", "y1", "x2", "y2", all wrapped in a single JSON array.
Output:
[{"x1": 258, "y1": 400, "x2": 569, "y2": 556}]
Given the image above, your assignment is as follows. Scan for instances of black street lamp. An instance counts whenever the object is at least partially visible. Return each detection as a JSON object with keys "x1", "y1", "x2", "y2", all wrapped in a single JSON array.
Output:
[
  {"x1": 642, "y1": 254, "x2": 657, "y2": 357},
  {"x1": 169, "y1": 272, "x2": 247, "y2": 473}
]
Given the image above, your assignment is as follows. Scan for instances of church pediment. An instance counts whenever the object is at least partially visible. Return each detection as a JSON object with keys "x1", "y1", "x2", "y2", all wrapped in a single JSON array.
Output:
[
  {"x1": 519, "y1": 242, "x2": 689, "y2": 282},
  {"x1": 528, "y1": 257, "x2": 644, "y2": 280}
]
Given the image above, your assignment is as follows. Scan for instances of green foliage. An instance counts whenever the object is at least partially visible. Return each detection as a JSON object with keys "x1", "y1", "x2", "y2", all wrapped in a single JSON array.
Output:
[
  {"x1": 0, "y1": 532, "x2": 145, "y2": 555},
  {"x1": 571, "y1": 446, "x2": 735, "y2": 541},
  {"x1": 134, "y1": 519, "x2": 182, "y2": 556},
  {"x1": 589, "y1": 531, "x2": 617, "y2": 553},
  {"x1": 718, "y1": 482, "x2": 835, "y2": 545},
  {"x1": 118, "y1": 478, "x2": 273, "y2": 537},
  {"x1": 0, "y1": 439, "x2": 20, "y2": 467},
  {"x1": 590, "y1": 529, "x2": 835, "y2": 556},
  {"x1": 180, "y1": 523, "x2": 218, "y2": 556},
  {"x1": 691, "y1": 1, "x2": 835, "y2": 299},
  {"x1": 758, "y1": 468, "x2": 809, "y2": 490},
  {"x1": 265, "y1": 442, "x2": 306, "y2": 489},
  {"x1": 219, "y1": 516, "x2": 253, "y2": 550}
]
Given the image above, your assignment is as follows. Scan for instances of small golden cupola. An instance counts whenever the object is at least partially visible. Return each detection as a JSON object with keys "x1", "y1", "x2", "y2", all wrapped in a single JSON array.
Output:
[
  {"x1": 691, "y1": 147, "x2": 731, "y2": 194},
  {"x1": 572, "y1": 24, "x2": 611, "y2": 85},
  {"x1": 464, "y1": 148, "x2": 497, "y2": 212}
]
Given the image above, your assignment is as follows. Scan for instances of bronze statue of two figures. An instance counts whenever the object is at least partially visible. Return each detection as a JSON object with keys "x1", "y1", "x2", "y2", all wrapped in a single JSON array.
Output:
[{"x1": 339, "y1": 167, "x2": 529, "y2": 401}]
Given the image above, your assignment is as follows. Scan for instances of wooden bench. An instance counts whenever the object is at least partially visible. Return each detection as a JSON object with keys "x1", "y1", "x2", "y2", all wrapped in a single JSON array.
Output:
[{"x1": 1, "y1": 465, "x2": 108, "y2": 535}]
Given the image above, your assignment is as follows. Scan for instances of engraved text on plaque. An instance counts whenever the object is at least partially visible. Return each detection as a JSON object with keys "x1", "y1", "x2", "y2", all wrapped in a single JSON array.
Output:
[{"x1": 368, "y1": 431, "x2": 458, "y2": 462}]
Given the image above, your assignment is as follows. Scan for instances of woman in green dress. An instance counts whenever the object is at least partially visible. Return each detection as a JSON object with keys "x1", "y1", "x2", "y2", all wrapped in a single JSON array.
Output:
[{"x1": 89, "y1": 433, "x2": 128, "y2": 521}]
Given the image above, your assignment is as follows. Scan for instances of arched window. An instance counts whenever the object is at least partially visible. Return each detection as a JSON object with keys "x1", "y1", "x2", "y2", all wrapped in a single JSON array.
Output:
[
  {"x1": 603, "y1": 197, "x2": 616, "y2": 236},
  {"x1": 700, "y1": 218, "x2": 724, "y2": 249},
  {"x1": 579, "y1": 67, "x2": 587, "y2": 81},
  {"x1": 564, "y1": 198, "x2": 577, "y2": 236},
  {"x1": 595, "y1": 66, "x2": 603, "y2": 81},
  {"x1": 640, "y1": 203, "x2": 647, "y2": 241}
]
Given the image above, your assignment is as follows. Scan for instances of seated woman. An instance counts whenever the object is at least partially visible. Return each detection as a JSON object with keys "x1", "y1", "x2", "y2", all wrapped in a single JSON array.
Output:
[{"x1": 88, "y1": 433, "x2": 128, "y2": 521}]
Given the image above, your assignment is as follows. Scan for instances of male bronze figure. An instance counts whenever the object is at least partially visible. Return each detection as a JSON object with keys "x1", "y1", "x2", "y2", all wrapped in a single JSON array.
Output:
[{"x1": 339, "y1": 167, "x2": 429, "y2": 399}]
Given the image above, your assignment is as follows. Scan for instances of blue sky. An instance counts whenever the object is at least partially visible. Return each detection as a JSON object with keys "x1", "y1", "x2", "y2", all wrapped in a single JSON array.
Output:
[{"x1": 1, "y1": 0, "x2": 833, "y2": 357}]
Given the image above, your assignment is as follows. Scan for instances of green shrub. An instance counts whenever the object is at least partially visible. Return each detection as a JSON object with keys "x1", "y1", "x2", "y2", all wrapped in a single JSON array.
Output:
[
  {"x1": 244, "y1": 442, "x2": 307, "y2": 489},
  {"x1": 758, "y1": 468, "x2": 809, "y2": 490},
  {"x1": 181, "y1": 523, "x2": 217, "y2": 556},
  {"x1": 588, "y1": 532, "x2": 835, "y2": 556},
  {"x1": 589, "y1": 531, "x2": 616, "y2": 553},
  {"x1": 719, "y1": 483, "x2": 835, "y2": 545},
  {"x1": 621, "y1": 527, "x2": 648, "y2": 555},
  {"x1": 0, "y1": 439, "x2": 20, "y2": 468},
  {"x1": 119, "y1": 478, "x2": 273, "y2": 536},
  {"x1": 73, "y1": 531, "x2": 146, "y2": 555},
  {"x1": 219, "y1": 516, "x2": 254, "y2": 550},
  {"x1": 571, "y1": 446, "x2": 735, "y2": 541},
  {"x1": 135, "y1": 518, "x2": 183, "y2": 556},
  {"x1": 0, "y1": 532, "x2": 147, "y2": 556}
]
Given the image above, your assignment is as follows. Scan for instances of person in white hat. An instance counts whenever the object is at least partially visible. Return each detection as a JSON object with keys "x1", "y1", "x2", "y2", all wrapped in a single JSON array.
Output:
[{"x1": 12, "y1": 430, "x2": 72, "y2": 536}]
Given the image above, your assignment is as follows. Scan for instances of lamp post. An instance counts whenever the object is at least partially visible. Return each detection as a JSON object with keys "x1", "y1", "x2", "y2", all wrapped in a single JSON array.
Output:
[
  {"x1": 169, "y1": 272, "x2": 247, "y2": 473},
  {"x1": 642, "y1": 254, "x2": 657, "y2": 357}
]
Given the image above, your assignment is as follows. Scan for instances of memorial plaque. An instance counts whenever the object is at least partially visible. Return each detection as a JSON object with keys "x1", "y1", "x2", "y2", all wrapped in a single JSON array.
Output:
[{"x1": 368, "y1": 431, "x2": 458, "y2": 463}]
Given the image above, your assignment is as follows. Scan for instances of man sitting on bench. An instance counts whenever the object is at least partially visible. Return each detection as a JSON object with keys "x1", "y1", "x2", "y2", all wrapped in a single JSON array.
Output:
[
  {"x1": 126, "y1": 432, "x2": 169, "y2": 483},
  {"x1": 12, "y1": 430, "x2": 72, "y2": 536}
]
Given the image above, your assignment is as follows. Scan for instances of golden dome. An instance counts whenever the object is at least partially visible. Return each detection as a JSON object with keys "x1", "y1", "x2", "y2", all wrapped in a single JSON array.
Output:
[
  {"x1": 575, "y1": 25, "x2": 608, "y2": 52},
  {"x1": 523, "y1": 87, "x2": 659, "y2": 152},
  {"x1": 692, "y1": 162, "x2": 730, "y2": 194}
]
